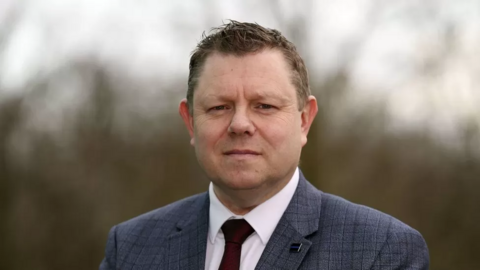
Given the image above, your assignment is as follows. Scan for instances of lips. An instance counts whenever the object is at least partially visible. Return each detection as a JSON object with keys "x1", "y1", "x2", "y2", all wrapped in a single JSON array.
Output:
[{"x1": 224, "y1": 149, "x2": 260, "y2": 155}]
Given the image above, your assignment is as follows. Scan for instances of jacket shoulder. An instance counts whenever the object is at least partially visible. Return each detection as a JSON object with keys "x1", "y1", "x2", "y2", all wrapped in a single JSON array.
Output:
[
  {"x1": 318, "y1": 192, "x2": 429, "y2": 269},
  {"x1": 320, "y1": 192, "x2": 420, "y2": 235},
  {"x1": 115, "y1": 192, "x2": 208, "y2": 238},
  {"x1": 100, "y1": 193, "x2": 208, "y2": 269}
]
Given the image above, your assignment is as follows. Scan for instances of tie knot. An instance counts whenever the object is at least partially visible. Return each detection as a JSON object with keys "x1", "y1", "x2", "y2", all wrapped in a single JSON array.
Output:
[{"x1": 221, "y1": 219, "x2": 254, "y2": 244}]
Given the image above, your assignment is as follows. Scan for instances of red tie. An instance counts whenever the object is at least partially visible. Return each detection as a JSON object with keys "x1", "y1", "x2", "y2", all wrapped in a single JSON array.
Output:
[{"x1": 218, "y1": 219, "x2": 255, "y2": 270}]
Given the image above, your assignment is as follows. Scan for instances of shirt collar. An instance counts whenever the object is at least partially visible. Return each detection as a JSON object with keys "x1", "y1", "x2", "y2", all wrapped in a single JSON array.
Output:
[{"x1": 208, "y1": 168, "x2": 299, "y2": 245}]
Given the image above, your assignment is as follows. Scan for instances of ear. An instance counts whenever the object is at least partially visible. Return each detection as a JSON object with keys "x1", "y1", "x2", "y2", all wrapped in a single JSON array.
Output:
[
  {"x1": 300, "y1": 95, "x2": 318, "y2": 147},
  {"x1": 179, "y1": 98, "x2": 195, "y2": 146}
]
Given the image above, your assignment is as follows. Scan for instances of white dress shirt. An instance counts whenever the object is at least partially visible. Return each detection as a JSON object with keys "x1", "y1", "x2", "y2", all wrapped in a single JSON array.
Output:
[{"x1": 205, "y1": 168, "x2": 299, "y2": 270}]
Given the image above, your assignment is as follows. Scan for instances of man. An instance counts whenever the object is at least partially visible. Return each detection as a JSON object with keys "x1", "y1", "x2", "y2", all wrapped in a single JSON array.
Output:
[{"x1": 100, "y1": 21, "x2": 429, "y2": 270}]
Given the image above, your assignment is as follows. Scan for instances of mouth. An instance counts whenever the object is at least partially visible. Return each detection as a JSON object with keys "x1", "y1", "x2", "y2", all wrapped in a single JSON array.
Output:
[{"x1": 223, "y1": 149, "x2": 261, "y2": 155}]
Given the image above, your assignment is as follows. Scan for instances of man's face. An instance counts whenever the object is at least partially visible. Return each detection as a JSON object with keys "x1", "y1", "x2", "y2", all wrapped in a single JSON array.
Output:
[{"x1": 180, "y1": 49, "x2": 317, "y2": 194}]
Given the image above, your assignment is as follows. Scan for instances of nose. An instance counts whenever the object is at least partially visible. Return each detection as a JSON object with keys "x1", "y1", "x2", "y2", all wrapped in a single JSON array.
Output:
[{"x1": 228, "y1": 108, "x2": 256, "y2": 136}]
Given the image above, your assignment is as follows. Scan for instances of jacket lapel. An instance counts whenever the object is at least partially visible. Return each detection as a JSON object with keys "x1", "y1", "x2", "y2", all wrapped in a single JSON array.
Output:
[
  {"x1": 255, "y1": 171, "x2": 322, "y2": 270},
  {"x1": 167, "y1": 193, "x2": 209, "y2": 270}
]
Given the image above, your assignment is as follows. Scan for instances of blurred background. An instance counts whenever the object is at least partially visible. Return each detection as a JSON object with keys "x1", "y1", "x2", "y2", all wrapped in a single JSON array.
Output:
[{"x1": 1, "y1": 0, "x2": 479, "y2": 269}]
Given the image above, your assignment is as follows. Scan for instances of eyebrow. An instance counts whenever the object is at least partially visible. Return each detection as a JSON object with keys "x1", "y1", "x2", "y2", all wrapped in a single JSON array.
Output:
[{"x1": 198, "y1": 91, "x2": 291, "y2": 104}]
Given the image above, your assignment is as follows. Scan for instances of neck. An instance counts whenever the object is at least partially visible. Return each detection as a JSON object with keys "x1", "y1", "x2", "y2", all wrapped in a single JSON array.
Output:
[{"x1": 212, "y1": 171, "x2": 294, "y2": 215}]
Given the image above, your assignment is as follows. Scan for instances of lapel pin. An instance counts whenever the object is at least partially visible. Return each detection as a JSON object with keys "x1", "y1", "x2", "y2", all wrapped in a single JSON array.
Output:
[{"x1": 290, "y1": 243, "x2": 302, "y2": 253}]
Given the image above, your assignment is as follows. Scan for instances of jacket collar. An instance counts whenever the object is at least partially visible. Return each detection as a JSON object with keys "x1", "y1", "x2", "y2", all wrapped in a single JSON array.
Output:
[
  {"x1": 255, "y1": 170, "x2": 322, "y2": 270},
  {"x1": 282, "y1": 170, "x2": 322, "y2": 236},
  {"x1": 167, "y1": 192, "x2": 210, "y2": 270}
]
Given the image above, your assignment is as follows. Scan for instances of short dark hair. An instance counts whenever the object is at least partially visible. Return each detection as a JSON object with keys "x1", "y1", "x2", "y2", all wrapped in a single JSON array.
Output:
[{"x1": 187, "y1": 20, "x2": 310, "y2": 115}]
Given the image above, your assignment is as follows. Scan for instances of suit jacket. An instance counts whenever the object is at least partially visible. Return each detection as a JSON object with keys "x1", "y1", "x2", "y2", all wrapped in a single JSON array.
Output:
[{"x1": 100, "y1": 171, "x2": 429, "y2": 269}]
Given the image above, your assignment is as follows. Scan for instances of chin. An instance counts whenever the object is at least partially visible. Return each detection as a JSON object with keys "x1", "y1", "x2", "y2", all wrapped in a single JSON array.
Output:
[{"x1": 218, "y1": 172, "x2": 265, "y2": 191}]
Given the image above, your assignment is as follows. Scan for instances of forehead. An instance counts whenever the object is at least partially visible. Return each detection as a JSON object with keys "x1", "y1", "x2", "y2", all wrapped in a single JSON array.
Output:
[{"x1": 195, "y1": 49, "x2": 296, "y2": 100}]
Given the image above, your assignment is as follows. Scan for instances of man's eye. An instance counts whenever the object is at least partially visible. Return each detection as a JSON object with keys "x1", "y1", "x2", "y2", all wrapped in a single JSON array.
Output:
[
  {"x1": 258, "y1": 104, "x2": 274, "y2": 109},
  {"x1": 211, "y1": 105, "x2": 226, "y2": 111}
]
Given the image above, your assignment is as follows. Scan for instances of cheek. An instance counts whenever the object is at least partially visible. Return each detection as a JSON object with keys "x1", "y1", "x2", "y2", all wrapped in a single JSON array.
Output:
[
  {"x1": 194, "y1": 119, "x2": 228, "y2": 148},
  {"x1": 257, "y1": 117, "x2": 300, "y2": 146}
]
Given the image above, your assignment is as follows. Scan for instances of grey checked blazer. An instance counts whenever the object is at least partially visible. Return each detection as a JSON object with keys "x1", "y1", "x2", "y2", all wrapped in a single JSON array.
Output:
[{"x1": 100, "y1": 171, "x2": 429, "y2": 269}]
